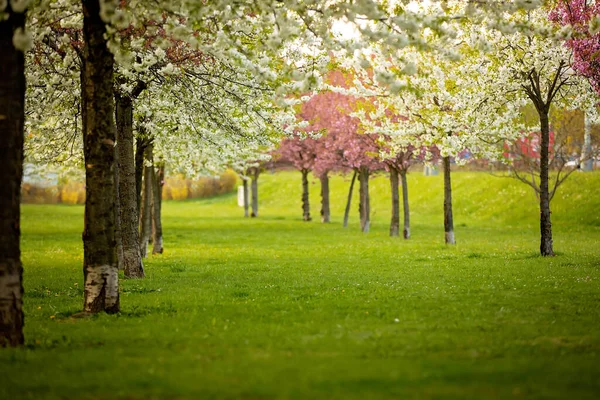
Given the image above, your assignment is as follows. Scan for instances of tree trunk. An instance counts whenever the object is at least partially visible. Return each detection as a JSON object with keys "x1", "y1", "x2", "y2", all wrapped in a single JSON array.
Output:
[
  {"x1": 134, "y1": 135, "x2": 147, "y2": 217},
  {"x1": 113, "y1": 131, "x2": 124, "y2": 271},
  {"x1": 320, "y1": 173, "x2": 330, "y2": 223},
  {"x1": 539, "y1": 110, "x2": 554, "y2": 256},
  {"x1": 359, "y1": 166, "x2": 370, "y2": 233},
  {"x1": 152, "y1": 163, "x2": 164, "y2": 255},
  {"x1": 242, "y1": 178, "x2": 249, "y2": 218},
  {"x1": 139, "y1": 143, "x2": 153, "y2": 258},
  {"x1": 443, "y1": 156, "x2": 456, "y2": 245},
  {"x1": 582, "y1": 111, "x2": 593, "y2": 172},
  {"x1": 301, "y1": 169, "x2": 311, "y2": 221},
  {"x1": 81, "y1": 0, "x2": 119, "y2": 313},
  {"x1": 115, "y1": 93, "x2": 144, "y2": 277},
  {"x1": 251, "y1": 168, "x2": 259, "y2": 218},
  {"x1": 400, "y1": 169, "x2": 411, "y2": 240},
  {"x1": 0, "y1": 6, "x2": 26, "y2": 347},
  {"x1": 389, "y1": 168, "x2": 400, "y2": 237},
  {"x1": 343, "y1": 170, "x2": 357, "y2": 228}
]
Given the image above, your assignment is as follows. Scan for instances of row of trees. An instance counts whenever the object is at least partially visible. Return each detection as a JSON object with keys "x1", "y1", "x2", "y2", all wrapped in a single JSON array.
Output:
[
  {"x1": 273, "y1": 2, "x2": 600, "y2": 256},
  {"x1": 2, "y1": 1, "x2": 600, "y2": 347}
]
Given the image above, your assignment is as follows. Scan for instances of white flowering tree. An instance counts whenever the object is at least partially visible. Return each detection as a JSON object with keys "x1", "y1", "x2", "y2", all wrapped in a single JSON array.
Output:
[
  {"x1": 2, "y1": 0, "x2": 567, "y2": 343},
  {"x1": 460, "y1": 8, "x2": 593, "y2": 256}
]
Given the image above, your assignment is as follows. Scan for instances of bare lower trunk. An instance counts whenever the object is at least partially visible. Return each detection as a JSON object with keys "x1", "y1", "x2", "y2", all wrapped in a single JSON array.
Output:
[
  {"x1": 82, "y1": 0, "x2": 119, "y2": 313},
  {"x1": 113, "y1": 136, "x2": 124, "y2": 271},
  {"x1": 389, "y1": 168, "x2": 400, "y2": 237},
  {"x1": 320, "y1": 173, "x2": 330, "y2": 223},
  {"x1": 539, "y1": 111, "x2": 554, "y2": 256},
  {"x1": 139, "y1": 144, "x2": 153, "y2": 258},
  {"x1": 302, "y1": 169, "x2": 311, "y2": 221},
  {"x1": 359, "y1": 166, "x2": 370, "y2": 233},
  {"x1": 251, "y1": 168, "x2": 259, "y2": 218},
  {"x1": 243, "y1": 178, "x2": 249, "y2": 218},
  {"x1": 343, "y1": 170, "x2": 357, "y2": 228},
  {"x1": 443, "y1": 156, "x2": 455, "y2": 245},
  {"x1": 134, "y1": 135, "x2": 147, "y2": 217},
  {"x1": 115, "y1": 93, "x2": 144, "y2": 277},
  {"x1": 400, "y1": 169, "x2": 410, "y2": 240},
  {"x1": 152, "y1": 163, "x2": 164, "y2": 255},
  {"x1": 0, "y1": 6, "x2": 25, "y2": 346}
]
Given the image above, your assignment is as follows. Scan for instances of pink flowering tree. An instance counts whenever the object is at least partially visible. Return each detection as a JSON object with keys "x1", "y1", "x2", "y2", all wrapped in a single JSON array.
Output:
[
  {"x1": 334, "y1": 128, "x2": 383, "y2": 233},
  {"x1": 381, "y1": 141, "x2": 415, "y2": 239},
  {"x1": 300, "y1": 81, "x2": 357, "y2": 223},
  {"x1": 277, "y1": 134, "x2": 319, "y2": 221},
  {"x1": 550, "y1": 1, "x2": 600, "y2": 171},
  {"x1": 550, "y1": 1, "x2": 600, "y2": 92}
]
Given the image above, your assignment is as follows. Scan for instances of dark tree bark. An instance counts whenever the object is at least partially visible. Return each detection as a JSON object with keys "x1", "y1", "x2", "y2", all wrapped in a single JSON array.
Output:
[
  {"x1": 389, "y1": 168, "x2": 400, "y2": 237},
  {"x1": 320, "y1": 173, "x2": 330, "y2": 223},
  {"x1": 152, "y1": 162, "x2": 164, "y2": 255},
  {"x1": 81, "y1": 0, "x2": 119, "y2": 313},
  {"x1": 301, "y1": 169, "x2": 311, "y2": 221},
  {"x1": 400, "y1": 169, "x2": 411, "y2": 240},
  {"x1": 359, "y1": 166, "x2": 370, "y2": 233},
  {"x1": 113, "y1": 133, "x2": 124, "y2": 271},
  {"x1": 139, "y1": 143, "x2": 153, "y2": 258},
  {"x1": 250, "y1": 167, "x2": 259, "y2": 218},
  {"x1": 443, "y1": 156, "x2": 456, "y2": 245},
  {"x1": 539, "y1": 111, "x2": 554, "y2": 256},
  {"x1": 518, "y1": 65, "x2": 568, "y2": 256},
  {"x1": 242, "y1": 178, "x2": 249, "y2": 217},
  {"x1": 343, "y1": 170, "x2": 357, "y2": 228},
  {"x1": 0, "y1": 6, "x2": 26, "y2": 347},
  {"x1": 134, "y1": 136, "x2": 148, "y2": 217},
  {"x1": 115, "y1": 92, "x2": 144, "y2": 277}
]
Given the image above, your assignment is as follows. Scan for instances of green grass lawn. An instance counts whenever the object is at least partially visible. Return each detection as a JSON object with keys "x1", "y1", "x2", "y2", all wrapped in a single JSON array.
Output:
[{"x1": 2, "y1": 170, "x2": 600, "y2": 399}]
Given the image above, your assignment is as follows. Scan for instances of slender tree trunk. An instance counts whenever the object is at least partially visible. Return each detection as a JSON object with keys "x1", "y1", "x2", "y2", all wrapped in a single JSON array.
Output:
[
  {"x1": 139, "y1": 143, "x2": 153, "y2": 258},
  {"x1": 113, "y1": 133, "x2": 124, "y2": 271},
  {"x1": 251, "y1": 168, "x2": 259, "y2": 218},
  {"x1": 242, "y1": 177, "x2": 249, "y2": 217},
  {"x1": 81, "y1": 0, "x2": 119, "y2": 313},
  {"x1": 539, "y1": 110, "x2": 554, "y2": 256},
  {"x1": 152, "y1": 163, "x2": 164, "y2": 255},
  {"x1": 301, "y1": 169, "x2": 311, "y2": 221},
  {"x1": 134, "y1": 136, "x2": 147, "y2": 217},
  {"x1": 343, "y1": 170, "x2": 357, "y2": 228},
  {"x1": 389, "y1": 168, "x2": 400, "y2": 236},
  {"x1": 115, "y1": 94, "x2": 144, "y2": 277},
  {"x1": 443, "y1": 156, "x2": 456, "y2": 245},
  {"x1": 582, "y1": 111, "x2": 593, "y2": 172},
  {"x1": 400, "y1": 169, "x2": 411, "y2": 240},
  {"x1": 359, "y1": 166, "x2": 370, "y2": 233},
  {"x1": 0, "y1": 6, "x2": 26, "y2": 347},
  {"x1": 320, "y1": 173, "x2": 330, "y2": 223}
]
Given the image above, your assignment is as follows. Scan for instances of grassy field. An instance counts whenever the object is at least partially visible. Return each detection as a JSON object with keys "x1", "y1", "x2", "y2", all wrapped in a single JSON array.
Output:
[{"x1": 2, "y1": 170, "x2": 600, "y2": 399}]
